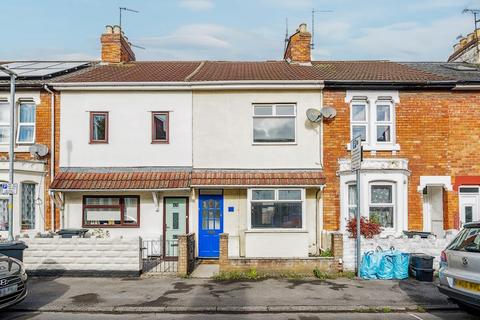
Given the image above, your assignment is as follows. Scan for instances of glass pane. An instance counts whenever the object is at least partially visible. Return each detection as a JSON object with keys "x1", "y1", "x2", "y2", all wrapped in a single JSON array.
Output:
[
  {"x1": 278, "y1": 190, "x2": 301, "y2": 200},
  {"x1": 21, "y1": 183, "x2": 36, "y2": 230},
  {"x1": 124, "y1": 197, "x2": 138, "y2": 224},
  {"x1": 253, "y1": 118, "x2": 295, "y2": 143},
  {"x1": 0, "y1": 199, "x2": 8, "y2": 231},
  {"x1": 348, "y1": 184, "x2": 356, "y2": 206},
  {"x1": 252, "y1": 190, "x2": 275, "y2": 200},
  {"x1": 377, "y1": 125, "x2": 391, "y2": 142},
  {"x1": 153, "y1": 113, "x2": 167, "y2": 141},
  {"x1": 18, "y1": 125, "x2": 34, "y2": 143},
  {"x1": 172, "y1": 212, "x2": 179, "y2": 229},
  {"x1": 352, "y1": 125, "x2": 366, "y2": 141},
  {"x1": 202, "y1": 212, "x2": 208, "y2": 229},
  {"x1": 376, "y1": 105, "x2": 390, "y2": 121},
  {"x1": 276, "y1": 105, "x2": 295, "y2": 116},
  {"x1": 447, "y1": 227, "x2": 480, "y2": 251},
  {"x1": 0, "y1": 103, "x2": 10, "y2": 123},
  {"x1": 251, "y1": 202, "x2": 302, "y2": 228},
  {"x1": 465, "y1": 206, "x2": 473, "y2": 223},
  {"x1": 19, "y1": 103, "x2": 35, "y2": 123},
  {"x1": 369, "y1": 206, "x2": 394, "y2": 228},
  {"x1": 0, "y1": 126, "x2": 9, "y2": 143},
  {"x1": 208, "y1": 219, "x2": 215, "y2": 229},
  {"x1": 253, "y1": 105, "x2": 273, "y2": 116},
  {"x1": 92, "y1": 114, "x2": 106, "y2": 141},
  {"x1": 85, "y1": 197, "x2": 119, "y2": 205},
  {"x1": 85, "y1": 207, "x2": 121, "y2": 225},
  {"x1": 348, "y1": 207, "x2": 357, "y2": 219},
  {"x1": 352, "y1": 104, "x2": 366, "y2": 121},
  {"x1": 459, "y1": 187, "x2": 479, "y2": 193},
  {"x1": 371, "y1": 185, "x2": 393, "y2": 203}
]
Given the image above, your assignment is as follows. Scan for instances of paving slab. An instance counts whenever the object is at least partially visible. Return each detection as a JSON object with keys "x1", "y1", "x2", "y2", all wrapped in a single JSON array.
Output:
[{"x1": 190, "y1": 264, "x2": 219, "y2": 278}]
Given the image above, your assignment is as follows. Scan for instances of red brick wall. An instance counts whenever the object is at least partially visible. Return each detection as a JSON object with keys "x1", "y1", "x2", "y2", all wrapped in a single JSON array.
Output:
[{"x1": 322, "y1": 89, "x2": 480, "y2": 232}]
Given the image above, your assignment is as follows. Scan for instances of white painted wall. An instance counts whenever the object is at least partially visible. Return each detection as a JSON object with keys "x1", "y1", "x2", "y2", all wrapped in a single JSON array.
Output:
[
  {"x1": 245, "y1": 231, "x2": 309, "y2": 257},
  {"x1": 63, "y1": 191, "x2": 190, "y2": 240},
  {"x1": 193, "y1": 90, "x2": 322, "y2": 169},
  {"x1": 59, "y1": 91, "x2": 192, "y2": 167},
  {"x1": 0, "y1": 160, "x2": 46, "y2": 239}
]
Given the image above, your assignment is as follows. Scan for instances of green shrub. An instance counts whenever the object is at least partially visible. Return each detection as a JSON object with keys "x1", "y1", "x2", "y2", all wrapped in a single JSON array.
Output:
[{"x1": 319, "y1": 249, "x2": 333, "y2": 257}]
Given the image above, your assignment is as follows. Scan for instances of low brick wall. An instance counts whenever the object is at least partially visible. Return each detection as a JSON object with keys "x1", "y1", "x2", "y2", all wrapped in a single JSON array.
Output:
[
  {"x1": 219, "y1": 233, "x2": 342, "y2": 274},
  {"x1": 342, "y1": 231, "x2": 459, "y2": 271},
  {"x1": 23, "y1": 236, "x2": 142, "y2": 277},
  {"x1": 178, "y1": 233, "x2": 196, "y2": 276}
]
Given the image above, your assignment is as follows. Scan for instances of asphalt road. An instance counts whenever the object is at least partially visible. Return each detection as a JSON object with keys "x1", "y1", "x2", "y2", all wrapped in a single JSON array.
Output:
[{"x1": 2, "y1": 311, "x2": 479, "y2": 320}]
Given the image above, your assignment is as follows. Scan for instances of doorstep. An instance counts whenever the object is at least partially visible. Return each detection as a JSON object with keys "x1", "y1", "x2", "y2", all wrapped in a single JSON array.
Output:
[{"x1": 190, "y1": 264, "x2": 219, "y2": 278}]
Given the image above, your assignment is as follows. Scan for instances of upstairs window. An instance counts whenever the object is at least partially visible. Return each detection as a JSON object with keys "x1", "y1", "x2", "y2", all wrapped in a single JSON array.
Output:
[
  {"x1": 17, "y1": 102, "x2": 36, "y2": 144},
  {"x1": 351, "y1": 103, "x2": 368, "y2": 142},
  {"x1": 375, "y1": 103, "x2": 393, "y2": 143},
  {"x1": 253, "y1": 104, "x2": 296, "y2": 143},
  {"x1": 0, "y1": 102, "x2": 9, "y2": 144},
  {"x1": 90, "y1": 112, "x2": 108, "y2": 143},
  {"x1": 152, "y1": 112, "x2": 169, "y2": 143}
]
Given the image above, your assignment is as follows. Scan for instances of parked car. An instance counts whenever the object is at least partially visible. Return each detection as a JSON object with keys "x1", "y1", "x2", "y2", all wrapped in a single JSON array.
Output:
[
  {"x1": 0, "y1": 254, "x2": 28, "y2": 310},
  {"x1": 438, "y1": 222, "x2": 480, "y2": 311}
]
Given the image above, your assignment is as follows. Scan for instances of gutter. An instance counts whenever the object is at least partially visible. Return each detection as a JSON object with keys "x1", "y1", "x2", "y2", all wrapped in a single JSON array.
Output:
[
  {"x1": 43, "y1": 84, "x2": 56, "y2": 232},
  {"x1": 48, "y1": 188, "x2": 191, "y2": 192},
  {"x1": 453, "y1": 84, "x2": 480, "y2": 90},
  {"x1": 324, "y1": 80, "x2": 456, "y2": 90},
  {"x1": 190, "y1": 184, "x2": 325, "y2": 188}
]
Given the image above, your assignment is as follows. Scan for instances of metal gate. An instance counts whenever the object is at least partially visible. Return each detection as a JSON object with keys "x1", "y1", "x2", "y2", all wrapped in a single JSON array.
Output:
[{"x1": 142, "y1": 238, "x2": 178, "y2": 273}]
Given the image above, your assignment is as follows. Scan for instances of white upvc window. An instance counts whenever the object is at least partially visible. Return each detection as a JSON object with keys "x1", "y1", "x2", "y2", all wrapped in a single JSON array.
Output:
[
  {"x1": 0, "y1": 102, "x2": 10, "y2": 144},
  {"x1": 347, "y1": 183, "x2": 357, "y2": 219},
  {"x1": 375, "y1": 102, "x2": 393, "y2": 143},
  {"x1": 17, "y1": 102, "x2": 36, "y2": 144},
  {"x1": 249, "y1": 188, "x2": 304, "y2": 229},
  {"x1": 351, "y1": 101, "x2": 368, "y2": 142},
  {"x1": 252, "y1": 104, "x2": 296, "y2": 144},
  {"x1": 369, "y1": 182, "x2": 396, "y2": 230}
]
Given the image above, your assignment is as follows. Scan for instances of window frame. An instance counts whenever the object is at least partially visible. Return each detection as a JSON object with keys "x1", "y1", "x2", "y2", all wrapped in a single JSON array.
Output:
[
  {"x1": 347, "y1": 183, "x2": 357, "y2": 220},
  {"x1": 368, "y1": 182, "x2": 396, "y2": 230},
  {"x1": 0, "y1": 102, "x2": 10, "y2": 145},
  {"x1": 89, "y1": 111, "x2": 109, "y2": 144},
  {"x1": 252, "y1": 103, "x2": 297, "y2": 145},
  {"x1": 248, "y1": 188, "x2": 305, "y2": 230},
  {"x1": 350, "y1": 101, "x2": 369, "y2": 143},
  {"x1": 0, "y1": 180, "x2": 8, "y2": 231},
  {"x1": 16, "y1": 102, "x2": 36, "y2": 144},
  {"x1": 20, "y1": 182, "x2": 36, "y2": 230},
  {"x1": 374, "y1": 101, "x2": 394, "y2": 144},
  {"x1": 151, "y1": 111, "x2": 170, "y2": 144},
  {"x1": 82, "y1": 195, "x2": 140, "y2": 228}
]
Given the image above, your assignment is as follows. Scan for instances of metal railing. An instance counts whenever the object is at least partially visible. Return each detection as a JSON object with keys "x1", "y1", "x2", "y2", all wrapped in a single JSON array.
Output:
[{"x1": 142, "y1": 238, "x2": 178, "y2": 273}]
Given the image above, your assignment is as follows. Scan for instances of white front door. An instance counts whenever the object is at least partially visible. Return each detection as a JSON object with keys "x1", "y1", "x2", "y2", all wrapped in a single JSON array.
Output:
[
  {"x1": 459, "y1": 193, "x2": 479, "y2": 227},
  {"x1": 423, "y1": 186, "x2": 444, "y2": 237}
]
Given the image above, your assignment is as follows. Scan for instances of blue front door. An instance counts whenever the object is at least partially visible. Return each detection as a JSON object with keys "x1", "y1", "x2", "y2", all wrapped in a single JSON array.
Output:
[{"x1": 199, "y1": 195, "x2": 223, "y2": 258}]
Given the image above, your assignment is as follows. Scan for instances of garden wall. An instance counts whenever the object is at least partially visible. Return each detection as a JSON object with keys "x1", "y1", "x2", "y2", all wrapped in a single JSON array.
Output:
[
  {"x1": 22, "y1": 236, "x2": 142, "y2": 276},
  {"x1": 342, "y1": 231, "x2": 459, "y2": 271}
]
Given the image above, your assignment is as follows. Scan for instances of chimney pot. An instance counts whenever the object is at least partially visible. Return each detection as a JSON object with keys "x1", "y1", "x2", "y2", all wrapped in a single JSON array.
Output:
[
  {"x1": 105, "y1": 25, "x2": 113, "y2": 34},
  {"x1": 298, "y1": 23, "x2": 307, "y2": 33},
  {"x1": 467, "y1": 32, "x2": 475, "y2": 43},
  {"x1": 113, "y1": 25, "x2": 121, "y2": 34},
  {"x1": 100, "y1": 24, "x2": 135, "y2": 63}
]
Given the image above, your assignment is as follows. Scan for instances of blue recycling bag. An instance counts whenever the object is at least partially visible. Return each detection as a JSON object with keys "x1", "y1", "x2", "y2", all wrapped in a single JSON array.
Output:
[
  {"x1": 393, "y1": 252, "x2": 410, "y2": 279},
  {"x1": 360, "y1": 250, "x2": 382, "y2": 279},
  {"x1": 377, "y1": 251, "x2": 395, "y2": 279}
]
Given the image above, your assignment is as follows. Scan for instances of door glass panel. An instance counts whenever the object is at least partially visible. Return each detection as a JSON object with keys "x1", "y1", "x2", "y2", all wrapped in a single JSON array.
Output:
[
  {"x1": 172, "y1": 212, "x2": 179, "y2": 229},
  {"x1": 465, "y1": 206, "x2": 473, "y2": 223}
]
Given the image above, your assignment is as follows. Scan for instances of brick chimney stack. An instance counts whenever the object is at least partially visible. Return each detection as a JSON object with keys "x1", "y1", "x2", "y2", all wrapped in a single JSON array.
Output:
[
  {"x1": 284, "y1": 23, "x2": 312, "y2": 65},
  {"x1": 100, "y1": 25, "x2": 136, "y2": 63},
  {"x1": 448, "y1": 28, "x2": 480, "y2": 63}
]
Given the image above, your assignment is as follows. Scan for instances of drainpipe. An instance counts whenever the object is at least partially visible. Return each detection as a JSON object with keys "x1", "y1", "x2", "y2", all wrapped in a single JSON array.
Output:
[{"x1": 43, "y1": 85, "x2": 56, "y2": 232}]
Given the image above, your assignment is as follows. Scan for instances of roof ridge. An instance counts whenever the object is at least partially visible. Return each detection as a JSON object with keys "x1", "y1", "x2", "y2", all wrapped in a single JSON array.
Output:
[{"x1": 184, "y1": 61, "x2": 206, "y2": 81}]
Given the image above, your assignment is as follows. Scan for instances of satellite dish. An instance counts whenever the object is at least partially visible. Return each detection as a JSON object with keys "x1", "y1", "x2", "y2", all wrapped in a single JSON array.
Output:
[
  {"x1": 306, "y1": 108, "x2": 322, "y2": 122},
  {"x1": 29, "y1": 144, "x2": 49, "y2": 158},
  {"x1": 320, "y1": 106, "x2": 337, "y2": 119}
]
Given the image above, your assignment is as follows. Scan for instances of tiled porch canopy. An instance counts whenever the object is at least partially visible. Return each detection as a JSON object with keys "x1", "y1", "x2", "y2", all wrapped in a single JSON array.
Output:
[{"x1": 50, "y1": 168, "x2": 326, "y2": 190}]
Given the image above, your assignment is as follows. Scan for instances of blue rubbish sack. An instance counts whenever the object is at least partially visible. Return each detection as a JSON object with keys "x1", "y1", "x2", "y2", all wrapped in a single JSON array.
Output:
[
  {"x1": 377, "y1": 249, "x2": 396, "y2": 280},
  {"x1": 360, "y1": 250, "x2": 382, "y2": 279},
  {"x1": 392, "y1": 252, "x2": 410, "y2": 280}
]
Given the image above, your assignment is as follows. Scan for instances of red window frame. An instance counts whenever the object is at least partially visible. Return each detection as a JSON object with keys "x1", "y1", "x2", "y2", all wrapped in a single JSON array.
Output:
[
  {"x1": 82, "y1": 195, "x2": 140, "y2": 228},
  {"x1": 151, "y1": 112, "x2": 169, "y2": 144},
  {"x1": 89, "y1": 112, "x2": 109, "y2": 144}
]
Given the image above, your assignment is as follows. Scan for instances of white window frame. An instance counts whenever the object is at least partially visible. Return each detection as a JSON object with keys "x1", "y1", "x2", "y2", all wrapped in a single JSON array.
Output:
[
  {"x1": 347, "y1": 182, "x2": 357, "y2": 220},
  {"x1": 0, "y1": 102, "x2": 10, "y2": 145},
  {"x1": 20, "y1": 182, "x2": 37, "y2": 230},
  {"x1": 252, "y1": 103, "x2": 297, "y2": 145},
  {"x1": 458, "y1": 186, "x2": 480, "y2": 226},
  {"x1": 350, "y1": 101, "x2": 369, "y2": 144},
  {"x1": 369, "y1": 181, "x2": 396, "y2": 231},
  {"x1": 374, "y1": 101, "x2": 394, "y2": 144},
  {"x1": 247, "y1": 188, "x2": 305, "y2": 230},
  {"x1": 16, "y1": 102, "x2": 36, "y2": 144}
]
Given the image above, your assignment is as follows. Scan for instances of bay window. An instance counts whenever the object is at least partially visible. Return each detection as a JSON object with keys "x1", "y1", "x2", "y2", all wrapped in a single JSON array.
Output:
[
  {"x1": 83, "y1": 196, "x2": 139, "y2": 227},
  {"x1": 253, "y1": 104, "x2": 296, "y2": 143},
  {"x1": 17, "y1": 102, "x2": 36, "y2": 144},
  {"x1": 347, "y1": 183, "x2": 357, "y2": 219},
  {"x1": 369, "y1": 183, "x2": 395, "y2": 228},
  {"x1": 250, "y1": 189, "x2": 303, "y2": 229},
  {"x1": 0, "y1": 102, "x2": 10, "y2": 144}
]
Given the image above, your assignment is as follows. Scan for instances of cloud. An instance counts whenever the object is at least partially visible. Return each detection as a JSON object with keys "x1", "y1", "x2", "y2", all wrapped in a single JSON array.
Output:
[
  {"x1": 178, "y1": 0, "x2": 214, "y2": 11},
  {"x1": 135, "y1": 23, "x2": 281, "y2": 60}
]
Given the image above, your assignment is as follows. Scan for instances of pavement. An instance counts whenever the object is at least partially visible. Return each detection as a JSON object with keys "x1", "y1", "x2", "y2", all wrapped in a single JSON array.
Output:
[{"x1": 8, "y1": 276, "x2": 460, "y2": 314}]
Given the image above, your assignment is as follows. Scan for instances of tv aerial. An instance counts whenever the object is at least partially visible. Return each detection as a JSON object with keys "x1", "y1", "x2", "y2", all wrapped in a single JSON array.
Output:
[
  {"x1": 311, "y1": 8, "x2": 333, "y2": 50},
  {"x1": 118, "y1": 7, "x2": 146, "y2": 50}
]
